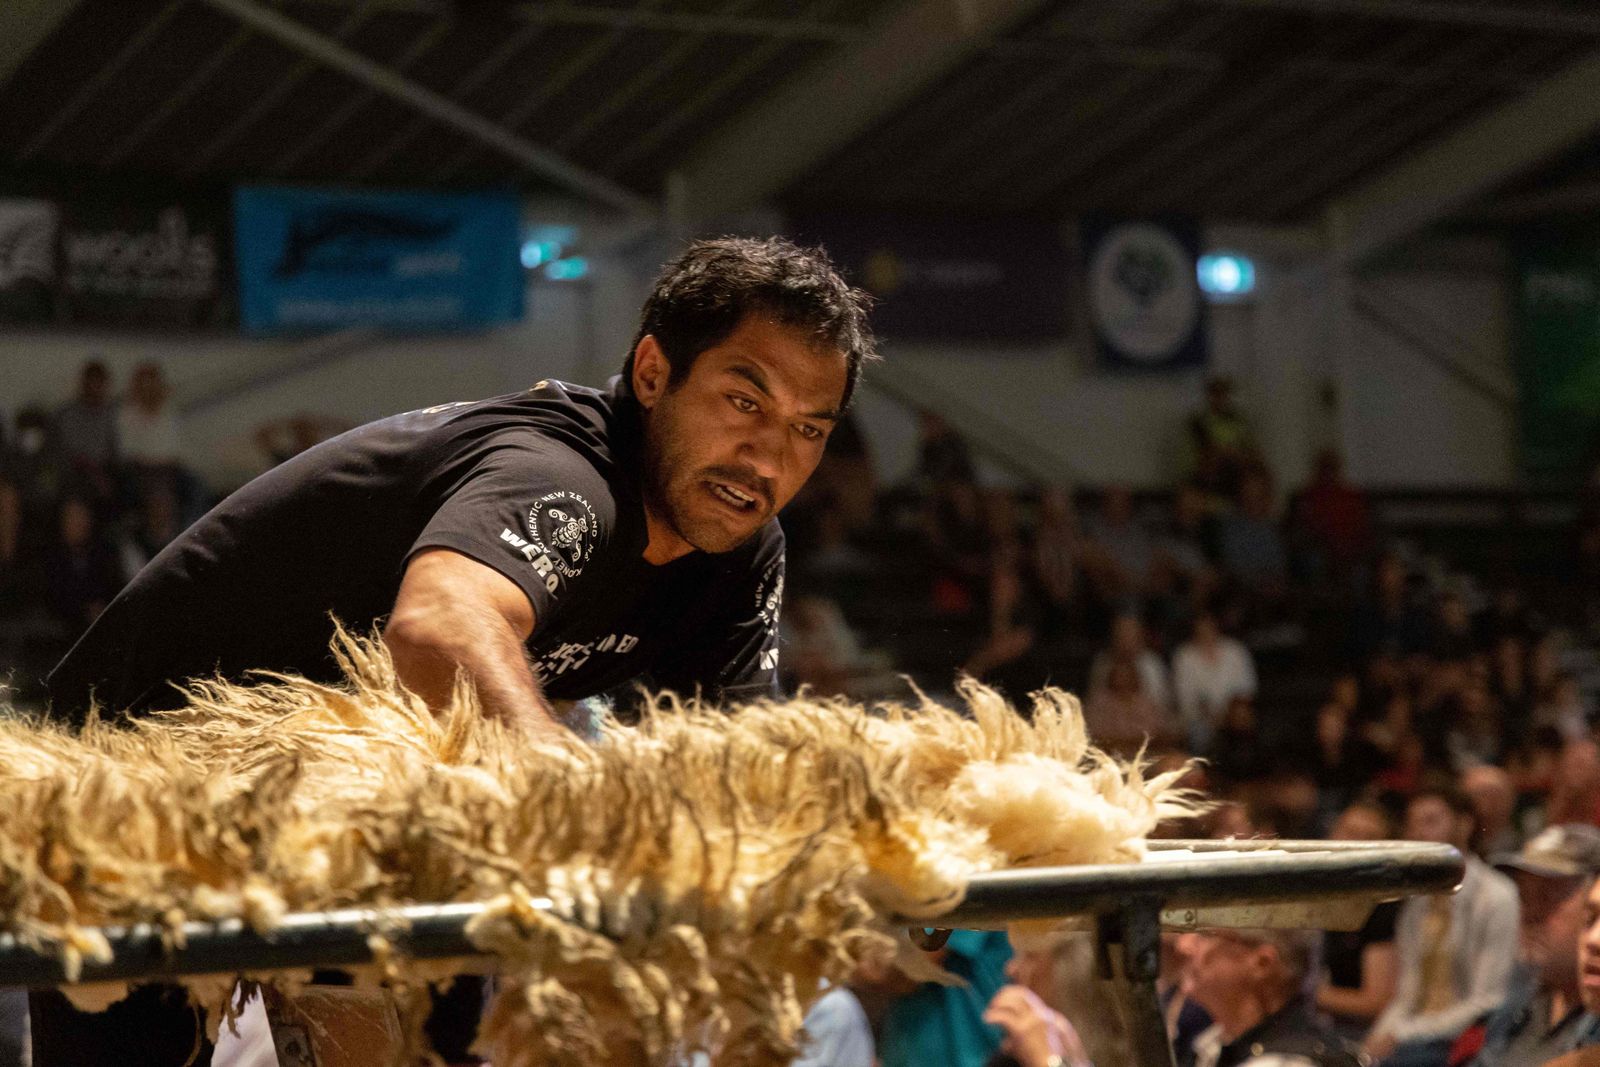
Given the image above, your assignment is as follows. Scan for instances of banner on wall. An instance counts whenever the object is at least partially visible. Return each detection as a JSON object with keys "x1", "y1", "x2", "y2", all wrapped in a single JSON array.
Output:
[
  {"x1": 1082, "y1": 215, "x2": 1207, "y2": 372},
  {"x1": 0, "y1": 198, "x2": 57, "y2": 324},
  {"x1": 58, "y1": 196, "x2": 230, "y2": 328},
  {"x1": 234, "y1": 186, "x2": 523, "y2": 334},
  {"x1": 1511, "y1": 225, "x2": 1600, "y2": 484},
  {"x1": 787, "y1": 212, "x2": 1071, "y2": 343}
]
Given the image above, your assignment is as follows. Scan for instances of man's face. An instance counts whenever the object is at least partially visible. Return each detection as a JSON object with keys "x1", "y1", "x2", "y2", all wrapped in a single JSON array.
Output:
[
  {"x1": 634, "y1": 313, "x2": 846, "y2": 554},
  {"x1": 1577, "y1": 878, "x2": 1600, "y2": 1011},
  {"x1": 1185, "y1": 933, "x2": 1268, "y2": 1017}
]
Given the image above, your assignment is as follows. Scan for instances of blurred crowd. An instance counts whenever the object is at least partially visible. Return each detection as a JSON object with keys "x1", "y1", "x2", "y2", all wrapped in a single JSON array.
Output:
[
  {"x1": 0, "y1": 359, "x2": 347, "y2": 699},
  {"x1": 12, "y1": 365, "x2": 1600, "y2": 1067},
  {"x1": 778, "y1": 376, "x2": 1600, "y2": 1067}
]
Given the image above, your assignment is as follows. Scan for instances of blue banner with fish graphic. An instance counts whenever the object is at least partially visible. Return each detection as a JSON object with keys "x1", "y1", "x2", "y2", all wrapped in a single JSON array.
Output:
[{"x1": 234, "y1": 186, "x2": 522, "y2": 334}]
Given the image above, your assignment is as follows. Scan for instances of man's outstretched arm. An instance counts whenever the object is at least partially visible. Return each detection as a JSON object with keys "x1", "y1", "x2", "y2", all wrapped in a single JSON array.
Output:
[{"x1": 385, "y1": 547, "x2": 559, "y2": 736}]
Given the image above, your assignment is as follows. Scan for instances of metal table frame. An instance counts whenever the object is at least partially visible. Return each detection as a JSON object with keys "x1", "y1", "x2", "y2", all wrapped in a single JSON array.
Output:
[{"x1": 0, "y1": 839, "x2": 1463, "y2": 1067}]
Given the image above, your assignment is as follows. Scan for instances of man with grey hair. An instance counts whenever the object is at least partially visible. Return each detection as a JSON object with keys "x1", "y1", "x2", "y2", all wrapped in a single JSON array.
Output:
[
  {"x1": 1467, "y1": 825, "x2": 1600, "y2": 1067},
  {"x1": 1183, "y1": 927, "x2": 1361, "y2": 1067}
]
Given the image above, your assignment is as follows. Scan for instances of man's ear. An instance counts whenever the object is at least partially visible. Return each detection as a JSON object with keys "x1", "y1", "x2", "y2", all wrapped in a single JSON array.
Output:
[{"x1": 632, "y1": 335, "x2": 670, "y2": 409}]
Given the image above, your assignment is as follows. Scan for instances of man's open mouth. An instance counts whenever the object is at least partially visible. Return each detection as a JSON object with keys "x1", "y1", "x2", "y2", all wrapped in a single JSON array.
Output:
[{"x1": 709, "y1": 481, "x2": 760, "y2": 512}]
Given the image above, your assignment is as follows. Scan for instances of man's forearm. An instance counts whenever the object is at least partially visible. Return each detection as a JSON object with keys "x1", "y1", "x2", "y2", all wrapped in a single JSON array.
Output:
[{"x1": 385, "y1": 604, "x2": 556, "y2": 735}]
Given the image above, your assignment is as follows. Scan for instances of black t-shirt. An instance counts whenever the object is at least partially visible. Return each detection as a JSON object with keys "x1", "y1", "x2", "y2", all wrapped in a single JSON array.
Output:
[{"x1": 46, "y1": 378, "x2": 784, "y2": 720}]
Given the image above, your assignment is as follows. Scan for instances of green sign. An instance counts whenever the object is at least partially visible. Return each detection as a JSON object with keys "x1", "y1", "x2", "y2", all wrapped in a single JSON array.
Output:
[{"x1": 1513, "y1": 224, "x2": 1600, "y2": 484}]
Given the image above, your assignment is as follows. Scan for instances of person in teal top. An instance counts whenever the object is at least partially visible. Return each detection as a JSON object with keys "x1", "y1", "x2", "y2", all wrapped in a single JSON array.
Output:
[{"x1": 880, "y1": 930, "x2": 1015, "y2": 1067}]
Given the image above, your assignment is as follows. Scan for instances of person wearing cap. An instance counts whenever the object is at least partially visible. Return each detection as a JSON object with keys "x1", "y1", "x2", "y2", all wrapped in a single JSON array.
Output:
[
  {"x1": 1183, "y1": 927, "x2": 1361, "y2": 1067},
  {"x1": 1465, "y1": 824, "x2": 1600, "y2": 1067}
]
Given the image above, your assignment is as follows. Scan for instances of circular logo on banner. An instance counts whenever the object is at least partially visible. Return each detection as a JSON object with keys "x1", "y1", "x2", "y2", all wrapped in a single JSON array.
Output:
[
  {"x1": 527, "y1": 491, "x2": 597, "y2": 580},
  {"x1": 755, "y1": 561, "x2": 784, "y2": 634},
  {"x1": 1088, "y1": 222, "x2": 1200, "y2": 364}
]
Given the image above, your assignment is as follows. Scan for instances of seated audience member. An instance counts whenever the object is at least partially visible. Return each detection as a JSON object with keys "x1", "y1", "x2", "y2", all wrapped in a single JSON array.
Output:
[
  {"x1": 962, "y1": 543, "x2": 1039, "y2": 688},
  {"x1": 1535, "y1": 674, "x2": 1591, "y2": 743},
  {"x1": 55, "y1": 359, "x2": 118, "y2": 505},
  {"x1": 878, "y1": 929, "x2": 1012, "y2": 1067},
  {"x1": 1206, "y1": 696, "x2": 1271, "y2": 786},
  {"x1": 252, "y1": 413, "x2": 350, "y2": 469},
  {"x1": 781, "y1": 595, "x2": 895, "y2": 700},
  {"x1": 983, "y1": 932, "x2": 1104, "y2": 1067},
  {"x1": 1163, "y1": 932, "x2": 1216, "y2": 1067},
  {"x1": 1367, "y1": 788, "x2": 1520, "y2": 1067},
  {"x1": 1462, "y1": 765, "x2": 1523, "y2": 859},
  {"x1": 1084, "y1": 485, "x2": 1159, "y2": 609},
  {"x1": 1350, "y1": 554, "x2": 1429, "y2": 662},
  {"x1": 1031, "y1": 485, "x2": 1085, "y2": 633},
  {"x1": 116, "y1": 361, "x2": 181, "y2": 495},
  {"x1": 1089, "y1": 612, "x2": 1172, "y2": 711},
  {"x1": 792, "y1": 941, "x2": 907, "y2": 1067},
  {"x1": 1173, "y1": 609, "x2": 1256, "y2": 754},
  {"x1": 1184, "y1": 927, "x2": 1359, "y2": 1067},
  {"x1": 1465, "y1": 825, "x2": 1600, "y2": 1067},
  {"x1": 1294, "y1": 449, "x2": 1372, "y2": 581},
  {"x1": 1216, "y1": 468, "x2": 1290, "y2": 606},
  {"x1": 924, "y1": 477, "x2": 989, "y2": 617},
  {"x1": 1310, "y1": 704, "x2": 1385, "y2": 820},
  {"x1": 41, "y1": 493, "x2": 123, "y2": 633},
  {"x1": 1153, "y1": 482, "x2": 1220, "y2": 612},
  {"x1": 1574, "y1": 869, "x2": 1600, "y2": 1029},
  {"x1": 1084, "y1": 657, "x2": 1178, "y2": 755},
  {"x1": 914, "y1": 409, "x2": 976, "y2": 485},
  {"x1": 1318, "y1": 803, "x2": 1401, "y2": 1041},
  {"x1": 1548, "y1": 742, "x2": 1600, "y2": 829},
  {"x1": 1187, "y1": 375, "x2": 1260, "y2": 500}
]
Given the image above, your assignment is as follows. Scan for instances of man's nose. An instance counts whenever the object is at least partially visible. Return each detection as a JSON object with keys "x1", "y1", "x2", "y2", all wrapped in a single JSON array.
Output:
[{"x1": 740, "y1": 420, "x2": 785, "y2": 481}]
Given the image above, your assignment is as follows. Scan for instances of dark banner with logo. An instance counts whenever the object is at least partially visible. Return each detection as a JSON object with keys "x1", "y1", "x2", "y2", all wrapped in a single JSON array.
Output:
[
  {"x1": 0, "y1": 193, "x2": 230, "y2": 328},
  {"x1": 0, "y1": 198, "x2": 57, "y2": 324},
  {"x1": 58, "y1": 196, "x2": 230, "y2": 328},
  {"x1": 1511, "y1": 224, "x2": 1600, "y2": 484},
  {"x1": 787, "y1": 211, "x2": 1071, "y2": 344},
  {"x1": 234, "y1": 186, "x2": 523, "y2": 334},
  {"x1": 1082, "y1": 215, "x2": 1207, "y2": 372}
]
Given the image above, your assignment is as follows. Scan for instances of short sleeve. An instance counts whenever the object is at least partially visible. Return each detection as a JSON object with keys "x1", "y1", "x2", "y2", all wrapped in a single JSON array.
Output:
[
  {"x1": 408, "y1": 437, "x2": 612, "y2": 628},
  {"x1": 656, "y1": 527, "x2": 785, "y2": 703}
]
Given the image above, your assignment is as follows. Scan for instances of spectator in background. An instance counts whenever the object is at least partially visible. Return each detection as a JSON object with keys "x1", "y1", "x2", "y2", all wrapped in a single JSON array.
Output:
[
  {"x1": 982, "y1": 933, "x2": 1103, "y2": 1067},
  {"x1": 1205, "y1": 695, "x2": 1271, "y2": 786},
  {"x1": 114, "y1": 482, "x2": 181, "y2": 582},
  {"x1": 1188, "y1": 376, "x2": 1260, "y2": 500},
  {"x1": 1153, "y1": 482, "x2": 1221, "y2": 617},
  {"x1": 1535, "y1": 674, "x2": 1591, "y2": 743},
  {"x1": 1089, "y1": 612, "x2": 1172, "y2": 710},
  {"x1": 1310, "y1": 702, "x2": 1386, "y2": 822},
  {"x1": 116, "y1": 362, "x2": 181, "y2": 502},
  {"x1": 252, "y1": 413, "x2": 350, "y2": 469},
  {"x1": 1351, "y1": 554, "x2": 1429, "y2": 662},
  {"x1": 1547, "y1": 741, "x2": 1600, "y2": 828},
  {"x1": 1217, "y1": 468, "x2": 1290, "y2": 606},
  {"x1": 41, "y1": 493, "x2": 122, "y2": 634},
  {"x1": 1462, "y1": 765, "x2": 1523, "y2": 860},
  {"x1": 878, "y1": 929, "x2": 1012, "y2": 1067},
  {"x1": 1367, "y1": 788, "x2": 1519, "y2": 1067},
  {"x1": 1294, "y1": 450, "x2": 1372, "y2": 583},
  {"x1": 1030, "y1": 486, "x2": 1085, "y2": 635},
  {"x1": 1084, "y1": 657, "x2": 1178, "y2": 755},
  {"x1": 924, "y1": 477, "x2": 988, "y2": 618},
  {"x1": 1184, "y1": 927, "x2": 1360, "y2": 1067},
  {"x1": 1318, "y1": 802, "x2": 1401, "y2": 1041},
  {"x1": 1173, "y1": 608, "x2": 1256, "y2": 754},
  {"x1": 914, "y1": 409, "x2": 975, "y2": 486},
  {"x1": 1464, "y1": 826, "x2": 1600, "y2": 1067},
  {"x1": 55, "y1": 360, "x2": 118, "y2": 504},
  {"x1": 1084, "y1": 486, "x2": 1158, "y2": 610}
]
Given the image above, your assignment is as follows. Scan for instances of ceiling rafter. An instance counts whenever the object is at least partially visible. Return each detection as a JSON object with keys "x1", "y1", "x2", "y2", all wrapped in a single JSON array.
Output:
[
  {"x1": 101, "y1": 23, "x2": 255, "y2": 168},
  {"x1": 1169, "y1": 0, "x2": 1600, "y2": 36}
]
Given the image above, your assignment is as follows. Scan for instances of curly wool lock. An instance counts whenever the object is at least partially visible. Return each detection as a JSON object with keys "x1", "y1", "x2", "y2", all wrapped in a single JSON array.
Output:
[{"x1": 0, "y1": 631, "x2": 1194, "y2": 1065}]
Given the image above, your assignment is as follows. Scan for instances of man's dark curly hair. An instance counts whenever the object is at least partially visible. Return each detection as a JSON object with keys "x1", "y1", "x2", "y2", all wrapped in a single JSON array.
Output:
[{"x1": 624, "y1": 236, "x2": 877, "y2": 410}]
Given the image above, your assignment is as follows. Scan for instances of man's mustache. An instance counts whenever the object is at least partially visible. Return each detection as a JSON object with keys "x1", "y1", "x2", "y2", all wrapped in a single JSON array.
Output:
[{"x1": 702, "y1": 465, "x2": 773, "y2": 509}]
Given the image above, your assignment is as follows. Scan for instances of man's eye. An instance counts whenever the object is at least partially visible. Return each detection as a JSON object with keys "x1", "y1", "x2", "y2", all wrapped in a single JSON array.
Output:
[
  {"x1": 730, "y1": 395, "x2": 758, "y2": 413},
  {"x1": 797, "y1": 424, "x2": 824, "y2": 441}
]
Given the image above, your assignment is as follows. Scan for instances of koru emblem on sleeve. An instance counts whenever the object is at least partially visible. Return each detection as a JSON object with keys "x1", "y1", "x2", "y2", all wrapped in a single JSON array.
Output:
[{"x1": 526, "y1": 490, "x2": 598, "y2": 582}]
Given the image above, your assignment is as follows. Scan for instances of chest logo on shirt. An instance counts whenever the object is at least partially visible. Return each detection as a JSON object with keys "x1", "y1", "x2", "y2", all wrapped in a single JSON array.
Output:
[{"x1": 527, "y1": 491, "x2": 597, "y2": 581}]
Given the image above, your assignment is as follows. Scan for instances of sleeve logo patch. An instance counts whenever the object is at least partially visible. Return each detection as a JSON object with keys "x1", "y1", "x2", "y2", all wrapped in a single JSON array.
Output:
[
  {"x1": 755, "y1": 559, "x2": 784, "y2": 634},
  {"x1": 528, "y1": 491, "x2": 597, "y2": 580}
]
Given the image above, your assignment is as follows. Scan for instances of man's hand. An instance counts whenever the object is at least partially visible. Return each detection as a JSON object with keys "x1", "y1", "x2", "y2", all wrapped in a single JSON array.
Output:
[
  {"x1": 983, "y1": 985, "x2": 1089, "y2": 1067},
  {"x1": 386, "y1": 549, "x2": 560, "y2": 736}
]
